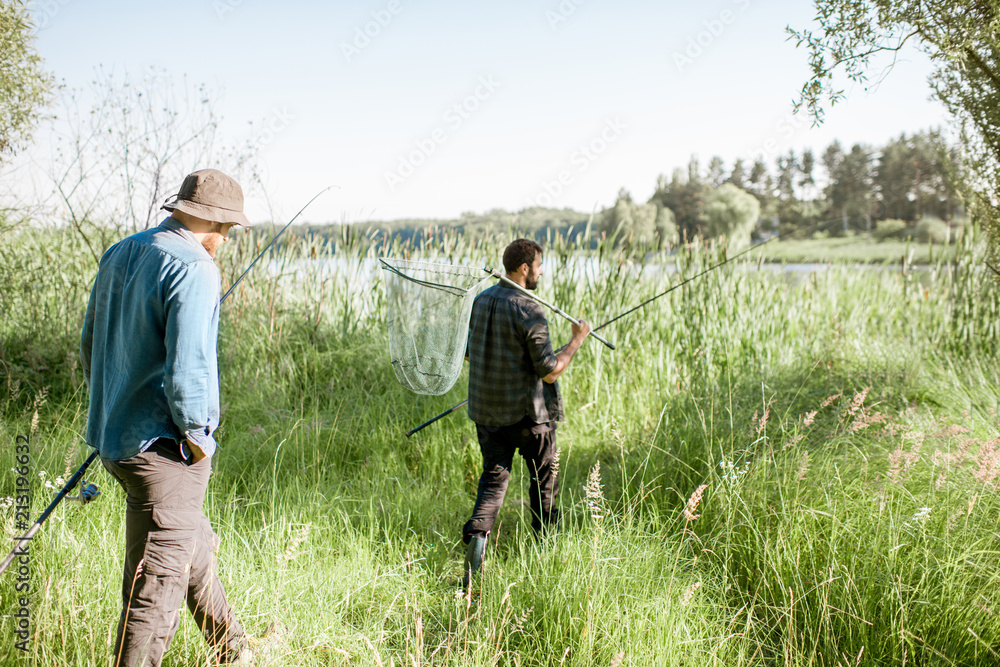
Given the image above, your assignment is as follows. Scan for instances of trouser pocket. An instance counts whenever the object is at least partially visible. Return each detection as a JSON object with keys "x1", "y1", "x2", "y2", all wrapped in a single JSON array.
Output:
[{"x1": 141, "y1": 508, "x2": 200, "y2": 576}]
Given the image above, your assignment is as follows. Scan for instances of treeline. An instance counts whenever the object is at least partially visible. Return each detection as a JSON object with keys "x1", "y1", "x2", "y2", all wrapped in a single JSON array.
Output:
[
  {"x1": 300, "y1": 208, "x2": 593, "y2": 247},
  {"x1": 603, "y1": 128, "x2": 966, "y2": 247},
  {"x1": 304, "y1": 128, "x2": 966, "y2": 249}
]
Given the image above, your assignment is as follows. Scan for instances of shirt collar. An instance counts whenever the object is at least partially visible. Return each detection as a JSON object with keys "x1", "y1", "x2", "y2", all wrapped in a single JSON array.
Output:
[{"x1": 159, "y1": 216, "x2": 210, "y2": 258}]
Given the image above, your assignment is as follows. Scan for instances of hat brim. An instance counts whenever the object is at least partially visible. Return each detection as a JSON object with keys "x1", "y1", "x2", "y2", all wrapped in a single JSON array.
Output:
[{"x1": 163, "y1": 199, "x2": 251, "y2": 227}]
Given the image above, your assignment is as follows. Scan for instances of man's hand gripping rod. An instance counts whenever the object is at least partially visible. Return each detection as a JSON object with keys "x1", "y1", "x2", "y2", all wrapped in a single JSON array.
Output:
[
  {"x1": 485, "y1": 267, "x2": 616, "y2": 351},
  {"x1": 0, "y1": 186, "x2": 335, "y2": 578}
]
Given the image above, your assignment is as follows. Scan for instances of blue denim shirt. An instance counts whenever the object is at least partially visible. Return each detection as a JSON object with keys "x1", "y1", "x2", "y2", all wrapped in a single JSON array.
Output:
[{"x1": 81, "y1": 217, "x2": 221, "y2": 460}]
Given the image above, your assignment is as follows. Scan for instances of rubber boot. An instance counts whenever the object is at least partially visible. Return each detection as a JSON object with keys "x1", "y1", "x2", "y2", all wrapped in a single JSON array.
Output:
[{"x1": 462, "y1": 533, "x2": 488, "y2": 588}]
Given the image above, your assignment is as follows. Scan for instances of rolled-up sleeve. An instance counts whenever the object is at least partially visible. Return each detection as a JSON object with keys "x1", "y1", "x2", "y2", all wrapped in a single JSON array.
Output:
[
  {"x1": 162, "y1": 259, "x2": 220, "y2": 457},
  {"x1": 520, "y1": 302, "x2": 558, "y2": 378}
]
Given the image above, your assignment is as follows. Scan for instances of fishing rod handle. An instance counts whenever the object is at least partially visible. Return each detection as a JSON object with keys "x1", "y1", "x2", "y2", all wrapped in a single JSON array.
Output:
[{"x1": 485, "y1": 268, "x2": 616, "y2": 350}]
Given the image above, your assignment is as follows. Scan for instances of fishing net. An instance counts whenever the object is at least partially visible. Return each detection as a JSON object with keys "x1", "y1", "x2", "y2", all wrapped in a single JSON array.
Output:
[{"x1": 380, "y1": 258, "x2": 492, "y2": 395}]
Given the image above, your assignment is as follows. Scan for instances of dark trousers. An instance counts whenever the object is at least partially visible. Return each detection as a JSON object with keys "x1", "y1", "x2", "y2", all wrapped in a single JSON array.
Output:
[
  {"x1": 462, "y1": 419, "x2": 559, "y2": 543},
  {"x1": 101, "y1": 439, "x2": 246, "y2": 667}
]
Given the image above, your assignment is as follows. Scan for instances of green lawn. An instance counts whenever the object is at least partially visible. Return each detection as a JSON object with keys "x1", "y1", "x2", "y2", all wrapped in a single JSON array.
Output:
[{"x1": 758, "y1": 236, "x2": 959, "y2": 264}]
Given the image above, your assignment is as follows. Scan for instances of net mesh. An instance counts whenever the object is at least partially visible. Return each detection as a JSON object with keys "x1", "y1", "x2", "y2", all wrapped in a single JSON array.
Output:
[{"x1": 380, "y1": 258, "x2": 491, "y2": 395}]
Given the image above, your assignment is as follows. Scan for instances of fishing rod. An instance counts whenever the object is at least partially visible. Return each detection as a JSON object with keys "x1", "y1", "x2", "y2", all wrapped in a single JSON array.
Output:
[
  {"x1": 485, "y1": 267, "x2": 616, "y2": 350},
  {"x1": 0, "y1": 187, "x2": 335, "y2": 578},
  {"x1": 221, "y1": 186, "x2": 336, "y2": 302},
  {"x1": 405, "y1": 217, "x2": 843, "y2": 437},
  {"x1": 987, "y1": 261, "x2": 1000, "y2": 278}
]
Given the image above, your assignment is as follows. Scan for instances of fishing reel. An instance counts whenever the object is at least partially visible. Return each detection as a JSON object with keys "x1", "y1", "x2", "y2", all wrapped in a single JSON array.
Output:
[{"x1": 55, "y1": 480, "x2": 101, "y2": 505}]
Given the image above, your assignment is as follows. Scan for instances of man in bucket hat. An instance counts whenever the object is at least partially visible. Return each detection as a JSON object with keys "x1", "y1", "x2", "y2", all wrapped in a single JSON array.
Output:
[{"x1": 81, "y1": 169, "x2": 252, "y2": 665}]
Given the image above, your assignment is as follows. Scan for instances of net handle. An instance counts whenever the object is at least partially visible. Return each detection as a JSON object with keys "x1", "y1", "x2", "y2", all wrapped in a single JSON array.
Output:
[
  {"x1": 484, "y1": 267, "x2": 616, "y2": 350},
  {"x1": 380, "y1": 258, "x2": 489, "y2": 295}
]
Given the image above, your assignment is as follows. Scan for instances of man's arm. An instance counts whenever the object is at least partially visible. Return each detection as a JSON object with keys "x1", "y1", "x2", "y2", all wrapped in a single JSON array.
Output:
[
  {"x1": 163, "y1": 260, "x2": 221, "y2": 462},
  {"x1": 543, "y1": 319, "x2": 590, "y2": 384}
]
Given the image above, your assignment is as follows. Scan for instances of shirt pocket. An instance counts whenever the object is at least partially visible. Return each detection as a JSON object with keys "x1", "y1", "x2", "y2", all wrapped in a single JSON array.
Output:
[{"x1": 142, "y1": 507, "x2": 200, "y2": 576}]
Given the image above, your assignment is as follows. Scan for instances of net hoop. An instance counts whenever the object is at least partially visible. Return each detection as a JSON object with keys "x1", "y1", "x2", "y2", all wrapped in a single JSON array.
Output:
[{"x1": 380, "y1": 258, "x2": 491, "y2": 395}]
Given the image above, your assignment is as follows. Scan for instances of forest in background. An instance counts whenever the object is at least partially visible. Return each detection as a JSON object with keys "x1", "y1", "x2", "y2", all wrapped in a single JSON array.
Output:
[{"x1": 304, "y1": 128, "x2": 967, "y2": 250}]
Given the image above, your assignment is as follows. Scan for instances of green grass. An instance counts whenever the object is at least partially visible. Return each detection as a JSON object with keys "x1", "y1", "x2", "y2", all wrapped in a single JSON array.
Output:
[
  {"x1": 1, "y1": 222, "x2": 999, "y2": 665},
  {"x1": 757, "y1": 236, "x2": 963, "y2": 265}
]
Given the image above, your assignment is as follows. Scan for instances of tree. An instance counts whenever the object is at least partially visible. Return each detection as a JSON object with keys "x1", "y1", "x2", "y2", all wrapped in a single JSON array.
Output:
[
  {"x1": 727, "y1": 158, "x2": 747, "y2": 189},
  {"x1": 775, "y1": 150, "x2": 798, "y2": 202},
  {"x1": 0, "y1": 0, "x2": 54, "y2": 158},
  {"x1": 601, "y1": 189, "x2": 677, "y2": 249},
  {"x1": 653, "y1": 206, "x2": 678, "y2": 247},
  {"x1": 703, "y1": 183, "x2": 761, "y2": 250},
  {"x1": 799, "y1": 148, "x2": 816, "y2": 199},
  {"x1": 788, "y1": 0, "x2": 1000, "y2": 246},
  {"x1": 745, "y1": 158, "x2": 776, "y2": 222},
  {"x1": 707, "y1": 156, "x2": 726, "y2": 187},
  {"x1": 650, "y1": 159, "x2": 705, "y2": 242},
  {"x1": 776, "y1": 149, "x2": 816, "y2": 235},
  {"x1": 34, "y1": 68, "x2": 265, "y2": 260},
  {"x1": 873, "y1": 130, "x2": 961, "y2": 222},
  {"x1": 823, "y1": 141, "x2": 874, "y2": 234}
]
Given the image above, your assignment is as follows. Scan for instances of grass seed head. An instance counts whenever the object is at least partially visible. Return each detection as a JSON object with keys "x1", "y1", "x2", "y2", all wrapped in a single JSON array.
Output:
[
  {"x1": 796, "y1": 451, "x2": 810, "y2": 481},
  {"x1": 820, "y1": 393, "x2": 842, "y2": 409},
  {"x1": 681, "y1": 581, "x2": 702, "y2": 606},
  {"x1": 973, "y1": 440, "x2": 1000, "y2": 486},
  {"x1": 783, "y1": 434, "x2": 805, "y2": 450},
  {"x1": 683, "y1": 484, "x2": 709, "y2": 522},
  {"x1": 584, "y1": 462, "x2": 605, "y2": 521},
  {"x1": 281, "y1": 522, "x2": 313, "y2": 562},
  {"x1": 847, "y1": 387, "x2": 870, "y2": 416},
  {"x1": 756, "y1": 409, "x2": 770, "y2": 435}
]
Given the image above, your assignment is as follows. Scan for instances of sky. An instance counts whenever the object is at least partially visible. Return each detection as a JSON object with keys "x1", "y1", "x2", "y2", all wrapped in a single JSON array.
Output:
[{"x1": 23, "y1": 0, "x2": 951, "y2": 224}]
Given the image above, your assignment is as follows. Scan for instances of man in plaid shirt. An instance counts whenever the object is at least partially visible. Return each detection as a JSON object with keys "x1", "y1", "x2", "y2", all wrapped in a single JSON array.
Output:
[{"x1": 462, "y1": 238, "x2": 590, "y2": 586}]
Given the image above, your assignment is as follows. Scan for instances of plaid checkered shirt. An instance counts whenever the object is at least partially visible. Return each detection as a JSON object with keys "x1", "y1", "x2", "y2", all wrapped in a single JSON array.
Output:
[{"x1": 467, "y1": 283, "x2": 563, "y2": 427}]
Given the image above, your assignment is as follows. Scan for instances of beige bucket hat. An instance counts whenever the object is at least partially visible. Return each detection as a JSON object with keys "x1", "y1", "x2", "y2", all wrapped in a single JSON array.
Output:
[{"x1": 162, "y1": 169, "x2": 251, "y2": 226}]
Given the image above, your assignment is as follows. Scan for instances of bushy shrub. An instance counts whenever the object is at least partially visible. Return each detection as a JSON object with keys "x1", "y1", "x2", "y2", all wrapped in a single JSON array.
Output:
[
  {"x1": 915, "y1": 216, "x2": 950, "y2": 243},
  {"x1": 874, "y1": 219, "x2": 908, "y2": 241},
  {"x1": 703, "y1": 184, "x2": 760, "y2": 250}
]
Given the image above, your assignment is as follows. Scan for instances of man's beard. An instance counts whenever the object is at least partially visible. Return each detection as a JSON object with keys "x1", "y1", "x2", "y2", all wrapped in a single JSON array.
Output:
[
  {"x1": 525, "y1": 274, "x2": 538, "y2": 290},
  {"x1": 200, "y1": 225, "x2": 225, "y2": 258}
]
